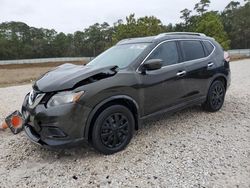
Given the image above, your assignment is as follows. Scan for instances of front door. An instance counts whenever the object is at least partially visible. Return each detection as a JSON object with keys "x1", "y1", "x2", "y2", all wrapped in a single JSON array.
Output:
[{"x1": 137, "y1": 41, "x2": 187, "y2": 116}]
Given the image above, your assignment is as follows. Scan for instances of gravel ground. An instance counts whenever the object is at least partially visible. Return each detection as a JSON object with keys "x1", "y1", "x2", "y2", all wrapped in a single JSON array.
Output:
[{"x1": 0, "y1": 59, "x2": 250, "y2": 188}]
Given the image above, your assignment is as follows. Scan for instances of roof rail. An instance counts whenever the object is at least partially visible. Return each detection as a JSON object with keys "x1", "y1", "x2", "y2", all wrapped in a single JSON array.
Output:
[{"x1": 155, "y1": 32, "x2": 206, "y2": 39}]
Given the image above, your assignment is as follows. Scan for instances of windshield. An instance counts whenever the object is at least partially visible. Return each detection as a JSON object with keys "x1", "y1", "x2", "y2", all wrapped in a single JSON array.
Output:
[{"x1": 87, "y1": 43, "x2": 150, "y2": 68}]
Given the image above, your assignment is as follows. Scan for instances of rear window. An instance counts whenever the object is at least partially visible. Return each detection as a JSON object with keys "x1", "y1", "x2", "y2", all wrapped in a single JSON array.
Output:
[
  {"x1": 180, "y1": 40, "x2": 205, "y2": 61},
  {"x1": 203, "y1": 41, "x2": 215, "y2": 55}
]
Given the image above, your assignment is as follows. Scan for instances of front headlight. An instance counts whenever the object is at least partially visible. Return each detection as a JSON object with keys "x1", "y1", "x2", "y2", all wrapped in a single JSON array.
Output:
[{"x1": 47, "y1": 91, "x2": 84, "y2": 107}]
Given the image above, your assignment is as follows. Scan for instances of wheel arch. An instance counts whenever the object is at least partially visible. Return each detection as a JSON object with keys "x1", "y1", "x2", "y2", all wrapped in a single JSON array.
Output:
[
  {"x1": 211, "y1": 75, "x2": 227, "y2": 90},
  {"x1": 84, "y1": 95, "x2": 140, "y2": 141},
  {"x1": 208, "y1": 74, "x2": 228, "y2": 92},
  {"x1": 203, "y1": 74, "x2": 227, "y2": 112}
]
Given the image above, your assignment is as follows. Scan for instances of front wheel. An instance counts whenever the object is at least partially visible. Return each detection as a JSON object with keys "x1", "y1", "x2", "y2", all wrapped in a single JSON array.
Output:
[
  {"x1": 202, "y1": 80, "x2": 226, "y2": 112},
  {"x1": 91, "y1": 105, "x2": 134, "y2": 155}
]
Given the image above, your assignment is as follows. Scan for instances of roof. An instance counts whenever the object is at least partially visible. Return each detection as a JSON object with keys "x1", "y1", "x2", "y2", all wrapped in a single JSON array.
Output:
[{"x1": 117, "y1": 32, "x2": 210, "y2": 45}]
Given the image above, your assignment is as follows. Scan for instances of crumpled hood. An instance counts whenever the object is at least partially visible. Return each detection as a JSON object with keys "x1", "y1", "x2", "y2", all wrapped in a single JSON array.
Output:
[{"x1": 33, "y1": 63, "x2": 117, "y2": 92}]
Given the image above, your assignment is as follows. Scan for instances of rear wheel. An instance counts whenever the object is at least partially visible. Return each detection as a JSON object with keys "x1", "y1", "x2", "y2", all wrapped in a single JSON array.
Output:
[
  {"x1": 91, "y1": 105, "x2": 134, "y2": 155},
  {"x1": 202, "y1": 80, "x2": 226, "y2": 112}
]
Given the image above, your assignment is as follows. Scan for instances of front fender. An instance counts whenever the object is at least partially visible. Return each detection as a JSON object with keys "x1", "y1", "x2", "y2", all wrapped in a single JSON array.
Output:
[{"x1": 83, "y1": 95, "x2": 140, "y2": 140}]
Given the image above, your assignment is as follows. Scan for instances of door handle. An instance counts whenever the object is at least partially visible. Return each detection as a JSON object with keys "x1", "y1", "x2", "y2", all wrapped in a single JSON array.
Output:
[
  {"x1": 176, "y1": 70, "x2": 186, "y2": 77},
  {"x1": 207, "y1": 62, "x2": 214, "y2": 68}
]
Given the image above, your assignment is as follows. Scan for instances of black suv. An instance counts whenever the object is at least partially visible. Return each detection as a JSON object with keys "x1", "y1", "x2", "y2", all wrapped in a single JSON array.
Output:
[{"x1": 22, "y1": 32, "x2": 231, "y2": 154}]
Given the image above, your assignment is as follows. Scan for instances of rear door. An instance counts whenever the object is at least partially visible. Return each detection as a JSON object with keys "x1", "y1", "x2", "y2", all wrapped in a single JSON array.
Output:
[{"x1": 178, "y1": 40, "x2": 215, "y2": 101}]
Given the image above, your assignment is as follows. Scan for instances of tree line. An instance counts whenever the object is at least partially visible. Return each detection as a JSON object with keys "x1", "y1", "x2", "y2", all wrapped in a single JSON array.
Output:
[{"x1": 0, "y1": 0, "x2": 249, "y2": 60}]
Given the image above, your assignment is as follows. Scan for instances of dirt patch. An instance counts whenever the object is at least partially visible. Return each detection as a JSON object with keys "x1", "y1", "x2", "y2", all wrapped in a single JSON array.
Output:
[
  {"x1": 230, "y1": 54, "x2": 250, "y2": 61},
  {"x1": 0, "y1": 61, "x2": 87, "y2": 87}
]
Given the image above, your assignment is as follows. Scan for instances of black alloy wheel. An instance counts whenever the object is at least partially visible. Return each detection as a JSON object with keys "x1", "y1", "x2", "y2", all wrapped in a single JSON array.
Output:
[
  {"x1": 100, "y1": 113, "x2": 129, "y2": 148},
  {"x1": 203, "y1": 80, "x2": 226, "y2": 112},
  {"x1": 211, "y1": 84, "x2": 224, "y2": 109},
  {"x1": 92, "y1": 105, "x2": 134, "y2": 155}
]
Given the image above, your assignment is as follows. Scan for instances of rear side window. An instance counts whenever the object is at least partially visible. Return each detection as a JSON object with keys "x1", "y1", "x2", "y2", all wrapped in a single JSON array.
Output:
[
  {"x1": 203, "y1": 41, "x2": 214, "y2": 55},
  {"x1": 180, "y1": 40, "x2": 205, "y2": 61},
  {"x1": 147, "y1": 41, "x2": 179, "y2": 66}
]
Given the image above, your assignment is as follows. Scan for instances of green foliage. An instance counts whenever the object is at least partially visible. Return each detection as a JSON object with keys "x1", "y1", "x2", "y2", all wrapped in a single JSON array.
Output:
[
  {"x1": 194, "y1": 12, "x2": 230, "y2": 49},
  {"x1": 221, "y1": 1, "x2": 250, "y2": 48},
  {"x1": 0, "y1": 21, "x2": 113, "y2": 59},
  {"x1": 180, "y1": 9, "x2": 192, "y2": 23},
  {"x1": 84, "y1": 22, "x2": 113, "y2": 56},
  {"x1": 177, "y1": 0, "x2": 230, "y2": 49},
  {"x1": 112, "y1": 14, "x2": 166, "y2": 43},
  {"x1": 194, "y1": 0, "x2": 211, "y2": 15},
  {"x1": 0, "y1": 0, "x2": 249, "y2": 60}
]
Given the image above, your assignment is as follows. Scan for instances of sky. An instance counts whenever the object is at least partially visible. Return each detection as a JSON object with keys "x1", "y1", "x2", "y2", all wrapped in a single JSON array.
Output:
[{"x1": 0, "y1": 0, "x2": 245, "y2": 33}]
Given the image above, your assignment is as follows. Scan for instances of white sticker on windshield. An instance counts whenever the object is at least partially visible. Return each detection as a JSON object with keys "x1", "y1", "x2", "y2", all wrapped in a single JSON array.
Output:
[{"x1": 130, "y1": 44, "x2": 148, "y2": 50}]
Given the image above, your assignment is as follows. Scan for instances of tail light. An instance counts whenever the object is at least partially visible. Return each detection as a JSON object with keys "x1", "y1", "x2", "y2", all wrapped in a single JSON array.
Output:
[{"x1": 224, "y1": 51, "x2": 230, "y2": 62}]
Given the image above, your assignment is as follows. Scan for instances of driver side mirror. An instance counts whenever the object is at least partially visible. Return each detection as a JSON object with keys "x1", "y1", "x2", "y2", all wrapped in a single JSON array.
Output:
[{"x1": 141, "y1": 59, "x2": 163, "y2": 74}]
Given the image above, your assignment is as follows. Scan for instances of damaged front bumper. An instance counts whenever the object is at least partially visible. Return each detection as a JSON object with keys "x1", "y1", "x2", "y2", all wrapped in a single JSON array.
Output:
[
  {"x1": 24, "y1": 125, "x2": 86, "y2": 148},
  {"x1": 20, "y1": 93, "x2": 91, "y2": 148}
]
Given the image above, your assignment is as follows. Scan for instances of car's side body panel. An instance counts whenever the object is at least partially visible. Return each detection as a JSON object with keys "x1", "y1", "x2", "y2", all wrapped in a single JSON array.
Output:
[
  {"x1": 136, "y1": 64, "x2": 186, "y2": 115},
  {"x1": 22, "y1": 33, "x2": 231, "y2": 149}
]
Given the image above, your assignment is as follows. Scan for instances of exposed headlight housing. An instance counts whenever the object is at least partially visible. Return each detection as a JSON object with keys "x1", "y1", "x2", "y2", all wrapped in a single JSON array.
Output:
[
  {"x1": 28, "y1": 89, "x2": 45, "y2": 108},
  {"x1": 47, "y1": 91, "x2": 84, "y2": 107}
]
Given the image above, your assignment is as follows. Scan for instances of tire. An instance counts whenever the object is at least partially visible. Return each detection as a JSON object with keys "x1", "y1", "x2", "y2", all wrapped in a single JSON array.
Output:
[
  {"x1": 91, "y1": 105, "x2": 135, "y2": 155},
  {"x1": 202, "y1": 80, "x2": 226, "y2": 112}
]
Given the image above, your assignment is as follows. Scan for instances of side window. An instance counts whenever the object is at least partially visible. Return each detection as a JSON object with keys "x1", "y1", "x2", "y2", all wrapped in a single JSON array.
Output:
[
  {"x1": 147, "y1": 41, "x2": 179, "y2": 66},
  {"x1": 180, "y1": 40, "x2": 205, "y2": 61},
  {"x1": 203, "y1": 41, "x2": 214, "y2": 55}
]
